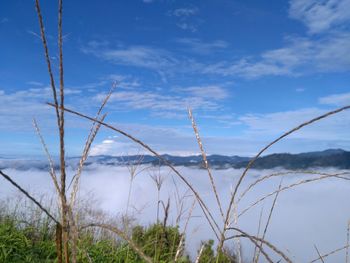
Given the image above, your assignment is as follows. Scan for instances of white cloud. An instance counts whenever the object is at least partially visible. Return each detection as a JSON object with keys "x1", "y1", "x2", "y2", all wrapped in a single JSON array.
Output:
[
  {"x1": 1, "y1": 166, "x2": 349, "y2": 262},
  {"x1": 26, "y1": 81, "x2": 44, "y2": 87},
  {"x1": 0, "y1": 87, "x2": 85, "y2": 132},
  {"x1": 289, "y1": 0, "x2": 350, "y2": 33},
  {"x1": 239, "y1": 107, "x2": 350, "y2": 142},
  {"x1": 176, "y1": 22, "x2": 198, "y2": 32},
  {"x1": 204, "y1": 33, "x2": 350, "y2": 78},
  {"x1": 95, "y1": 89, "x2": 222, "y2": 115},
  {"x1": 319, "y1": 92, "x2": 350, "y2": 106},
  {"x1": 176, "y1": 85, "x2": 229, "y2": 100},
  {"x1": 172, "y1": 7, "x2": 198, "y2": 17},
  {"x1": 82, "y1": 43, "x2": 178, "y2": 72},
  {"x1": 168, "y1": 6, "x2": 200, "y2": 32},
  {"x1": 176, "y1": 38, "x2": 229, "y2": 54}
]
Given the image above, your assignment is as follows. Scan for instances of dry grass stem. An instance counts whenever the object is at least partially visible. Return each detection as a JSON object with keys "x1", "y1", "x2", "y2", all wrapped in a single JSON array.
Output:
[
  {"x1": 230, "y1": 234, "x2": 274, "y2": 263},
  {"x1": 34, "y1": 0, "x2": 69, "y2": 261},
  {"x1": 0, "y1": 170, "x2": 59, "y2": 224},
  {"x1": 174, "y1": 198, "x2": 196, "y2": 262},
  {"x1": 231, "y1": 202, "x2": 242, "y2": 263},
  {"x1": 309, "y1": 245, "x2": 350, "y2": 263},
  {"x1": 252, "y1": 207, "x2": 264, "y2": 263},
  {"x1": 223, "y1": 104, "x2": 350, "y2": 246},
  {"x1": 32, "y1": 118, "x2": 61, "y2": 195},
  {"x1": 47, "y1": 103, "x2": 221, "y2": 239},
  {"x1": 68, "y1": 84, "x2": 115, "y2": 192},
  {"x1": 34, "y1": 0, "x2": 60, "y2": 126},
  {"x1": 237, "y1": 170, "x2": 349, "y2": 204},
  {"x1": 195, "y1": 243, "x2": 205, "y2": 263},
  {"x1": 347, "y1": 220, "x2": 350, "y2": 263},
  {"x1": 188, "y1": 108, "x2": 225, "y2": 222},
  {"x1": 70, "y1": 114, "x2": 106, "y2": 207},
  {"x1": 313, "y1": 245, "x2": 325, "y2": 263},
  {"x1": 226, "y1": 227, "x2": 293, "y2": 263},
  {"x1": 254, "y1": 179, "x2": 283, "y2": 263},
  {"x1": 239, "y1": 172, "x2": 350, "y2": 218}
]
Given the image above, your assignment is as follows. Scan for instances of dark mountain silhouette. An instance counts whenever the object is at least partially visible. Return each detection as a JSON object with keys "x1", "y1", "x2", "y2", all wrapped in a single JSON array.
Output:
[{"x1": 0, "y1": 149, "x2": 349, "y2": 170}]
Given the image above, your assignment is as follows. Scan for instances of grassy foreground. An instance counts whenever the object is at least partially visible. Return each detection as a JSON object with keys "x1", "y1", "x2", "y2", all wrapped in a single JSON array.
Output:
[{"x1": 0, "y1": 199, "x2": 236, "y2": 263}]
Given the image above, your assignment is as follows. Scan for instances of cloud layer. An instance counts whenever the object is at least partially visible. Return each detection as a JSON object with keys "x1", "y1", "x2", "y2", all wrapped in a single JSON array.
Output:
[{"x1": 1, "y1": 165, "x2": 349, "y2": 261}]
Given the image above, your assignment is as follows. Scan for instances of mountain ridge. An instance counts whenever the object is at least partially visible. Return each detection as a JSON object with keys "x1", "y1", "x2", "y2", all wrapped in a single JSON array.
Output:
[{"x1": 0, "y1": 149, "x2": 349, "y2": 170}]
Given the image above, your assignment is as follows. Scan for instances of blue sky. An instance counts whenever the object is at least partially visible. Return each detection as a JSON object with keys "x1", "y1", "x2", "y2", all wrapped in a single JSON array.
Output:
[{"x1": 0, "y1": 0, "x2": 350, "y2": 157}]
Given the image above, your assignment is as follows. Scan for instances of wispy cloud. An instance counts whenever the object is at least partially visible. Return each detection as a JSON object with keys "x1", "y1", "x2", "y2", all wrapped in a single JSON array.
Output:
[
  {"x1": 172, "y1": 7, "x2": 198, "y2": 17},
  {"x1": 289, "y1": 0, "x2": 350, "y2": 34},
  {"x1": 176, "y1": 38, "x2": 229, "y2": 54},
  {"x1": 239, "y1": 106, "x2": 350, "y2": 141},
  {"x1": 168, "y1": 6, "x2": 200, "y2": 32},
  {"x1": 95, "y1": 88, "x2": 223, "y2": 115},
  {"x1": 204, "y1": 33, "x2": 350, "y2": 78},
  {"x1": 175, "y1": 85, "x2": 229, "y2": 100},
  {"x1": 82, "y1": 42, "x2": 178, "y2": 74},
  {"x1": 319, "y1": 92, "x2": 350, "y2": 106}
]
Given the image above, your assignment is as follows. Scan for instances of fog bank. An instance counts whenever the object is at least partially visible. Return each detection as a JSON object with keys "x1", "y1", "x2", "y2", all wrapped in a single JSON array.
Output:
[{"x1": 1, "y1": 165, "x2": 349, "y2": 262}]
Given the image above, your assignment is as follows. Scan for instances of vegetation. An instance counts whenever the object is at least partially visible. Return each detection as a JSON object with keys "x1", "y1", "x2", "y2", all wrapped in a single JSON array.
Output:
[
  {"x1": 0, "y1": 0, "x2": 349, "y2": 262},
  {"x1": 0, "y1": 203, "x2": 234, "y2": 263}
]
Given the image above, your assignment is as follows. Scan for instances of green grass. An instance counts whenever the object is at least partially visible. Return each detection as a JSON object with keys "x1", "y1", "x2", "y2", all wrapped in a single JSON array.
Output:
[{"x1": 0, "y1": 208, "x2": 235, "y2": 263}]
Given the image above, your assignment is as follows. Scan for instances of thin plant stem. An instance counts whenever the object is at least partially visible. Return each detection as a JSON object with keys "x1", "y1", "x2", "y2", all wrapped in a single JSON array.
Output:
[
  {"x1": 188, "y1": 108, "x2": 224, "y2": 222},
  {"x1": 0, "y1": 170, "x2": 59, "y2": 224},
  {"x1": 80, "y1": 223, "x2": 153, "y2": 263},
  {"x1": 226, "y1": 227, "x2": 293, "y2": 263},
  {"x1": 347, "y1": 220, "x2": 350, "y2": 263},
  {"x1": 254, "y1": 179, "x2": 282, "y2": 263},
  {"x1": 237, "y1": 170, "x2": 349, "y2": 204},
  {"x1": 32, "y1": 118, "x2": 61, "y2": 195},
  {"x1": 47, "y1": 103, "x2": 221, "y2": 239},
  {"x1": 252, "y1": 207, "x2": 264, "y2": 263},
  {"x1": 195, "y1": 243, "x2": 205, "y2": 263},
  {"x1": 221, "y1": 104, "x2": 350, "y2": 251},
  {"x1": 309, "y1": 245, "x2": 350, "y2": 263},
  {"x1": 239, "y1": 172, "x2": 350, "y2": 218},
  {"x1": 313, "y1": 245, "x2": 325, "y2": 263}
]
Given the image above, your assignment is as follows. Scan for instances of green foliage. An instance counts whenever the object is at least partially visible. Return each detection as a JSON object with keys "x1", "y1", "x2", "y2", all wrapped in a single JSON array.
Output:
[
  {"x1": 131, "y1": 223, "x2": 190, "y2": 262},
  {"x1": 0, "y1": 212, "x2": 235, "y2": 263},
  {"x1": 0, "y1": 217, "x2": 56, "y2": 262},
  {"x1": 198, "y1": 240, "x2": 236, "y2": 263}
]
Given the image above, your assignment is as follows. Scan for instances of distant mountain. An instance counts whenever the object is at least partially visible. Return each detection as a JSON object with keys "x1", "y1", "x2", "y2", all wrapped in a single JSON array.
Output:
[
  {"x1": 233, "y1": 149, "x2": 350, "y2": 169},
  {"x1": 0, "y1": 149, "x2": 349, "y2": 170}
]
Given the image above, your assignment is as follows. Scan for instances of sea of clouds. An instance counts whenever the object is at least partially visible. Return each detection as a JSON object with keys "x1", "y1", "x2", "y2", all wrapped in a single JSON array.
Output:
[{"x1": 1, "y1": 165, "x2": 350, "y2": 262}]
